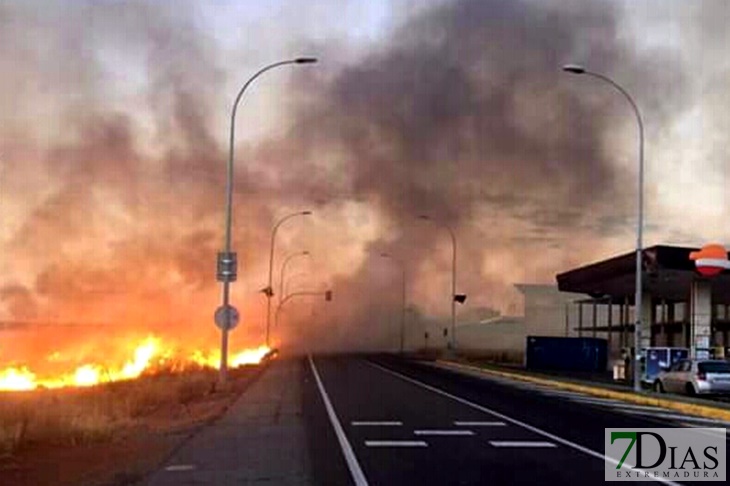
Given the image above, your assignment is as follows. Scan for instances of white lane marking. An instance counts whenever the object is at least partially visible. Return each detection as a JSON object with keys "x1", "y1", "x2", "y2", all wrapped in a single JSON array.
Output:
[
  {"x1": 490, "y1": 441, "x2": 556, "y2": 448},
  {"x1": 568, "y1": 397, "x2": 669, "y2": 412},
  {"x1": 454, "y1": 421, "x2": 506, "y2": 427},
  {"x1": 164, "y1": 465, "x2": 197, "y2": 472},
  {"x1": 627, "y1": 410, "x2": 730, "y2": 426},
  {"x1": 352, "y1": 421, "x2": 403, "y2": 426},
  {"x1": 414, "y1": 429, "x2": 475, "y2": 436},
  {"x1": 678, "y1": 425, "x2": 730, "y2": 442},
  {"x1": 536, "y1": 390, "x2": 587, "y2": 397},
  {"x1": 309, "y1": 355, "x2": 368, "y2": 486},
  {"x1": 367, "y1": 361, "x2": 681, "y2": 486},
  {"x1": 365, "y1": 440, "x2": 428, "y2": 447}
]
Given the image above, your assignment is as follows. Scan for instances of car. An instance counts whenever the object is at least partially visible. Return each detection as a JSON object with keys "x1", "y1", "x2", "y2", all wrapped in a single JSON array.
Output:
[{"x1": 653, "y1": 359, "x2": 730, "y2": 396}]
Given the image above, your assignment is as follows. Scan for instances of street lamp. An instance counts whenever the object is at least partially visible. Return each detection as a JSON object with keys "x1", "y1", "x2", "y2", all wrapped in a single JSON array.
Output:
[
  {"x1": 418, "y1": 215, "x2": 458, "y2": 352},
  {"x1": 216, "y1": 57, "x2": 317, "y2": 384},
  {"x1": 380, "y1": 252, "x2": 407, "y2": 354},
  {"x1": 265, "y1": 210, "x2": 312, "y2": 348},
  {"x1": 562, "y1": 64, "x2": 645, "y2": 393},
  {"x1": 279, "y1": 250, "x2": 310, "y2": 306},
  {"x1": 275, "y1": 290, "x2": 333, "y2": 330}
]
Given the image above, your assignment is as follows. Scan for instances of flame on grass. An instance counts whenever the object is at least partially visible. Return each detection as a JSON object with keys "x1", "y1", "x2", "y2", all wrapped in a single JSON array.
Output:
[{"x1": 0, "y1": 337, "x2": 270, "y2": 391}]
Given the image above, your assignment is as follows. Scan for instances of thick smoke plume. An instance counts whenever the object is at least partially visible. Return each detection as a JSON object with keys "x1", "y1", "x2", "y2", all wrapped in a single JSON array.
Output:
[
  {"x1": 0, "y1": 0, "x2": 714, "y2": 363},
  {"x1": 255, "y1": 0, "x2": 692, "y2": 351}
]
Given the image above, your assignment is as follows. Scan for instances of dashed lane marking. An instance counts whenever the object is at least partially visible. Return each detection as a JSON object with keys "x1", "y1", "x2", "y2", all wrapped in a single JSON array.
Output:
[
  {"x1": 413, "y1": 430, "x2": 475, "y2": 436},
  {"x1": 490, "y1": 441, "x2": 557, "y2": 448},
  {"x1": 352, "y1": 421, "x2": 403, "y2": 426},
  {"x1": 164, "y1": 465, "x2": 197, "y2": 472},
  {"x1": 454, "y1": 421, "x2": 507, "y2": 426},
  {"x1": 367, "y1": 361, "x2": 681, "y2": 486},
  {"x1": 365, "y1": 440, "x2": 428, "y2": 447}
]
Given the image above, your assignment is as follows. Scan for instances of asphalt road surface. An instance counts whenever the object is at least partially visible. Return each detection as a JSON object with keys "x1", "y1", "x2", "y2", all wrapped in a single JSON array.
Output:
[{"x1": 304, "y1": 355, "x2": 730, "y2": 486}]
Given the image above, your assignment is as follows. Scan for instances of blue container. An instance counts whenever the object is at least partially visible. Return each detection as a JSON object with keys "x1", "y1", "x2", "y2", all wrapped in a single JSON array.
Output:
[{"x1": 525, "y1": 336, "x2": 608, "y2": 372}]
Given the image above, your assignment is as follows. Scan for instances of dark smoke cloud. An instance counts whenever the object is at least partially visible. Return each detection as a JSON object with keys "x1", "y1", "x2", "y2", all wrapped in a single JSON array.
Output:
[
  {"x1": 0, "y1": 0, "x2": 707, "y2": 360},
  {"x1": 281, "y1": 0, "x2": 688, "y2": 228},
  {"x1": 252, "y1": 0, "x2": 692, "y2": 350}
]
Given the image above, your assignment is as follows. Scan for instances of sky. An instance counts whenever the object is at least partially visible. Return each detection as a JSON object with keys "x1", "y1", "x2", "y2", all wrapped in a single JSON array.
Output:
[{"x1": 1, "y1": 0, "x2": 730, "y2": 364}]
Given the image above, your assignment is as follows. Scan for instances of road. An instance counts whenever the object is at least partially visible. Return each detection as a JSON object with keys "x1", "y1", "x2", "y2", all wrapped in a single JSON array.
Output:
[
  {"x1": 147, "y1": 355, "x2": 729, "y2": 485},
  {"x1": 304, "y1": 355, "x2": 730, "y2": 486}
]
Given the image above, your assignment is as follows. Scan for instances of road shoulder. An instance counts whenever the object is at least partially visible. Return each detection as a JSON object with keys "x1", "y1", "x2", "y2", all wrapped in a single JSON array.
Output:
[{"x1": 433, "y1": 359, "x2": 730, "y2": 422}]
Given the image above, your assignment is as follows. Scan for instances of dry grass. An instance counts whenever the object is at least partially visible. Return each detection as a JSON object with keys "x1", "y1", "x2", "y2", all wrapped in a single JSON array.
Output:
[{"x1": 0, "y1": 367, "x2": 225, "y2": 455}]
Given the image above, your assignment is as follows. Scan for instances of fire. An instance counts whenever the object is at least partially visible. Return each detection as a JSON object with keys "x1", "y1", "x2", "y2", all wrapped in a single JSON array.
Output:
[
  {"x1": 189, "y1": 345, "x2": 271, "y2": 368},
  {"x1": 0, "y1": 336, "x2": 270, "y2": 392},
  {"x1": 231, "y1": 346, "x2": 272, "y2": 366},
  {"x1": 0, "y1": 367, "x2": 37, "y2": 391}
]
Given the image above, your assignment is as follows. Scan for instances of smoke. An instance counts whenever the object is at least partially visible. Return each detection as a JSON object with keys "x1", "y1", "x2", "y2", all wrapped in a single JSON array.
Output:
[
  {"x1": 0, "y1": 0, "x2": 718, "y2": 363},
  {"x1": 255, "y1": 0, "x2": 694, "y2": 350}
]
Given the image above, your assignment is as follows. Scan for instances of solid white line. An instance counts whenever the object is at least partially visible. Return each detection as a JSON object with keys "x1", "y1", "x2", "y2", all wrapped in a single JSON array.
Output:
[
  {"x1": 164, "y1": 465, "x2": 197, "y2": 472},
  {"x1": 678, "y1": 424, "x2": 730, "y2": 442},
  {"x1": 309, "y1": 355, "x2": 368, "y2": 486},
  {"x1": 536, "y1": 390, "x2": 586, "y2": 397},
  {"x1": 367, "y1": 361, "x2": 681, "y2": 486},
  {"x1": 627, "y1": 410, "x2": 730, "y2": 425},
  {"x1": 414, "y1": 429, "x2": 475, "y2": 436},
  {"x1": 490, "y1": 441, "x2": 556, "y2": 448},
  {"x1": 569, "y1": 397, "x2": 669, "y2": 412},
  {"x1": 352, "y1": 421, "x2": 403, "y2": 426},
  {"x1": 454, "y1": 421, "x2": 506, "y2": 427},
  {"x1": 365, "y1": 440, "x2": 428, "y2": 447}
]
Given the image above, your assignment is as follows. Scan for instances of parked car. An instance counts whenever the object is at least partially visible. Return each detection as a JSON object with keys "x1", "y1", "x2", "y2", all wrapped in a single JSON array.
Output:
[{"x1": 653, "y1": 359, "x2": 730, "y2": 396}]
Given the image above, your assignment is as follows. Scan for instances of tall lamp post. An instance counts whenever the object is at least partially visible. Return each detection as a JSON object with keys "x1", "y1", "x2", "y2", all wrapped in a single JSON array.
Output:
[
  {"x1": 562, "y1": 64, "x2": 644, "y2": 393},
  {"x1": 216, "y1": 57, "x2": 317, "y2": 384},
  {"x1": 418, "y1": 215, "x2": 458, "y2": 352},
  {"x1": 265, "y1": 211, "x2": 312, "y2": 348},
  {"x1": 275, "y1": 289, "x2": 333, "y2": 329},
  {"x1": 279, "y1": 250, "x2": 310, "y2": 305},
  {"x1": 380, "y1": 252, "x2": 407, "y2": 354}
]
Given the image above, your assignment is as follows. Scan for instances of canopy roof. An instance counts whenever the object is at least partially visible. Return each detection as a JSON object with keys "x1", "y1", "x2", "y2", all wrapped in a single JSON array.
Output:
[{"x1": 556, "y1": 245, "x2": 730, "y2": 305}]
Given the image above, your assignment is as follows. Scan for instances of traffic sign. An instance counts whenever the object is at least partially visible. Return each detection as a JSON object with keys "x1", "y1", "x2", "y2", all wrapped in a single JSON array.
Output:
[
  {"x1": 214, "y1": 305, "x2": 240, "y2": 331},
  {"x1": 216, "y1": 252, "x2": 238, "y2": 282}
]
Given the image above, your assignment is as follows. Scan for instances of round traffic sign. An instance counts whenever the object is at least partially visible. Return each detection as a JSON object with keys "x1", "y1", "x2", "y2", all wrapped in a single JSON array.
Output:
[{"x1": 214, "y1": 305, "x2": 240, "y2": 331}]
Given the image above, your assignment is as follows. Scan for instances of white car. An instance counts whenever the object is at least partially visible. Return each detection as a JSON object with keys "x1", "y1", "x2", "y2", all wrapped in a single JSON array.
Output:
[{"x1": 653, "y1": 359, "x2": 730, "y2": 396}]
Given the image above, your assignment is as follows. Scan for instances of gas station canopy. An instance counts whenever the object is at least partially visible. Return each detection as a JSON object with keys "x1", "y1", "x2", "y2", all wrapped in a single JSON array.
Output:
[{"x1": 556, "y1": 245, "x2": 730, "y2": 304}]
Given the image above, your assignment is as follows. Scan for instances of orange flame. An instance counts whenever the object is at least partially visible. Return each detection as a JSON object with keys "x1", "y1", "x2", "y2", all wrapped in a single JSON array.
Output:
[{"x1": 0, "y1": 336, "x2": 270, "y2": 391}]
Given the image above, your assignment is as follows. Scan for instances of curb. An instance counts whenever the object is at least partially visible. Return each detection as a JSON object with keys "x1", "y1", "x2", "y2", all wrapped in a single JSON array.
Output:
[{"x1": 436, "y1": 360, "x2": 730, "y2": 423}]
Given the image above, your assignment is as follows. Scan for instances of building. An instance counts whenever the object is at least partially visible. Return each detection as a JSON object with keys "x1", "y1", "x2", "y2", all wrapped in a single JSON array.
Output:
[
  {"x1": 556, "y1": 245, "x2": 730, "y2": 360},
  {"x1": 453, "y1": 284, "x2": 583, "y2": 362}
]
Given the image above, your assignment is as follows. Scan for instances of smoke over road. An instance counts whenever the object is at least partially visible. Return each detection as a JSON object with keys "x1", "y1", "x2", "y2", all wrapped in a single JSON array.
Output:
[{"x1": 0, "y1": 0, "x2": 722, "y2": 362}]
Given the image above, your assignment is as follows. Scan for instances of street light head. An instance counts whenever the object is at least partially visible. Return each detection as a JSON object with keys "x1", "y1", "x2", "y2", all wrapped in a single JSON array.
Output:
[
  {"x1": 302, "y1": 250, "x2": 310, "y2": 255},
  {"x1": 380, "y1": 252, "x2": 390, "y2": 258},
  {"x1": 295, "y1": 57, "x2": 318, "y2": 64},
  {"x1": 562, "y1": 64, "x2": 586, "y2": 74},
  {"x1": 301, "y1": 210, "x2": 313, "y2": 216},
  {"x1": 417, "y1": 215, "x2": 431, "y2": 221}
]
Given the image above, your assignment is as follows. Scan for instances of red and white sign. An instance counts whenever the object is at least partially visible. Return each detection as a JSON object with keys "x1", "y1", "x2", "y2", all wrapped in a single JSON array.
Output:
[{"x1": 689, "y1": 243, "x2": 730, "y2": 277}]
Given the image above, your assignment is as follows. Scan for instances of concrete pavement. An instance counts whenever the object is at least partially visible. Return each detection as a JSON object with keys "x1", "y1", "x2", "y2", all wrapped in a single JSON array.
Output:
[{"x1": 145, "y1": 359, "x2": 314, "y2": 485}]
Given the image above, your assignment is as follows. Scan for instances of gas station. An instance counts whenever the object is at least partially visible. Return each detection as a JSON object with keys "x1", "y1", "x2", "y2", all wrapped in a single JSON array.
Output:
[{"x1": 556, "y1": 244, "x2": 730, "y2": 383}]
